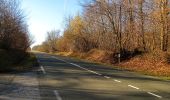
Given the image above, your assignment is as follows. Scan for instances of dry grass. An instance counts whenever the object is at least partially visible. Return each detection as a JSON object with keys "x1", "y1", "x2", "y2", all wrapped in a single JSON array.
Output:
[
  {"x1": 56, "y1": 49, "x2": 115, "y2": 63},
  {"x1": 118, "y1": 52, "x2": 170, "y2": 77},
  {"x1": 56, "y1": 49, "x2": 170, "y2": 78},
  {"x1": 85, "y1": 49, "x2": 114, "y2": 63}
]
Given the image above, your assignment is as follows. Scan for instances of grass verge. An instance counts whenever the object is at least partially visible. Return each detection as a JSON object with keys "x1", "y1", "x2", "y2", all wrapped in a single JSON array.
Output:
[
  {"x1": 0, "y1": 50, "x2": 38, "y2": 72},
  {"x1": 55, "y1": 50, "x2": 170, "y2": 80},
  {"x1": 13, "y1": 53, "x2": 39, "y2": 72}
]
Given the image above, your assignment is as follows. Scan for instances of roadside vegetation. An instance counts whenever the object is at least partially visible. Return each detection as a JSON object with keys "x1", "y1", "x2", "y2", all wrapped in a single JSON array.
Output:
[
  {"x1": 33, "y1": 0, "x2": 170, "y2": 78},
  {"x1": 0, "y1": 0, "x2": 32, "y2": 71}
]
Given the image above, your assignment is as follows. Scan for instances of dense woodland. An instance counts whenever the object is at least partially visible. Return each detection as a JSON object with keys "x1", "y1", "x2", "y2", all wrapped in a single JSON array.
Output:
[
  {"x1": 34, "y1": 0, "x2": 169, "y2": 57},
  {"x1": 32, "y1": 0, "x2": 170, "y2": 76},
  {"x1": 0, "y1": 0, "x2": 31, "y2": 67}
]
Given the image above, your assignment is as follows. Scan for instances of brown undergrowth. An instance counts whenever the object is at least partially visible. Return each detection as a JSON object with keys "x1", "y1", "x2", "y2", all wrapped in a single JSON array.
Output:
[
  {"x1": 56, "y1": 49, "x2": 170, "y2": 78},
  {"x1": 118, "y1": 50, "x2": 170, "y2": 77}
]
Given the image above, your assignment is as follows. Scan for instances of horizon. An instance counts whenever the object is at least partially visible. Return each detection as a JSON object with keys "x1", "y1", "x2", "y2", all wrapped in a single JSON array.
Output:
[{"x1": 21, "y1": 0, "x2": 82, "y2": 48}]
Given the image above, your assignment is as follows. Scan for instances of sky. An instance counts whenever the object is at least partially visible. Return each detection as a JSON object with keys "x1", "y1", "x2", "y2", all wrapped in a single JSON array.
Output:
[{"x1": 21, "y1": 0, "x2": 82, "y2": 47}]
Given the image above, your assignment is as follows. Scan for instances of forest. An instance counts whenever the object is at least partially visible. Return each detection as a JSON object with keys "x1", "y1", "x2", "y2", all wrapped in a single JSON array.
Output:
[
  {"x1": 33, "y1": 0, "x2": 170, "y2": 77},
  {"x1": 0, "y1": 0, "x2": 32, "y2": 70}
]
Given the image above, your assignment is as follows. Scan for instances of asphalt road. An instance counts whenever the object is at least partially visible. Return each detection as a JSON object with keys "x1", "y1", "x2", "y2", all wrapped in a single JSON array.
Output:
[{"x1": 0, "y1": 52, "x2": 170, "y2": 100}]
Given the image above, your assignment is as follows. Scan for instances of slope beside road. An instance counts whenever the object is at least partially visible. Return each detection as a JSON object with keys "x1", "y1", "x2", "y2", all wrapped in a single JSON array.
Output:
[
  {"x1": 0, "y1": 52, "x2": 169, "y2": 100},
  {"x1": 36, "y1": 52, "x2": 170, "y2": 100}
]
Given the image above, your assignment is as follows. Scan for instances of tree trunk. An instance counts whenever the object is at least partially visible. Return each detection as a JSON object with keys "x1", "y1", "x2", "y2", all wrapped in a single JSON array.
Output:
[
  {"x1": 160, "y1": 0, "x2": 168, "y2": 51},
  {"x1": 139, "y1": 0, "x2": 146, "y2": 51}
]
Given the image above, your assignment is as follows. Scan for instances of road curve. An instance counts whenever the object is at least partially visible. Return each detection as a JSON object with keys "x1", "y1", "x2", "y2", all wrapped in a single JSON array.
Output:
[
  {"x1": 36, "y1": 52, "x2": 170, "y2": 100},
  {"x1": 0, "y1": 52, "x2": 169, "y2": 100}
]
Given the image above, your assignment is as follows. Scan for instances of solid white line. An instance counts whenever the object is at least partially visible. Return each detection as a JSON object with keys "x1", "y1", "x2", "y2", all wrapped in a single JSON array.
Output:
[
  {"x1": 147, "y1": 92, "x2": 162, "y2": 98},
  {"x1": 54, "y1": 90, "x2": 62, "y2": 100},
  {"x1": 114, "y1": 79, "x2": 121, "y2": 83},
  {"x1": 40, "y1": 66, "x2": 46, "y2": 74},
  {"x1": 104, "y1": 76, "x2": 110, "y2": 79},
  {"x1": 128, "y1": 85, "x2": 139, "y2": 90}
]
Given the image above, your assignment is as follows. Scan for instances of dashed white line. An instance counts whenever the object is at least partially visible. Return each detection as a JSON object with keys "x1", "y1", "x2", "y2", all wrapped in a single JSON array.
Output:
[
  {"x1": 69, "y1": 63, "x2": 102, "y2": 76},
  {"x1": 114, "y1": 79, "x2": 121, "y2": 83},
  {"x1": 104, "y1": 76, "x2": 110, "y2": 79},
  {"x1": 40, "y1": 66, "x2": 46, "y2": 74},
  {"x1": 69, "y1": 63, "x2": 80, "y2": 67},
  {"x1": 54, "y1": 90, "x2": 62, "y2": 100},
  {"x1": 70, "y1": 63, "x2": 88, "y2": 70},
  {"x1": 89, "y1": 70, "x2": 102, "y2": 76},
  {"x1": 53, "y1": 57, "x2": 102, "y2": 76},
  {"x1": 51, "y1": 56, "x2": 164, "y2": 99},
  {"x1": 128, "y1": 85, "x2": 140, "y2": 90},
  {"x1": 147, "y1": 92, "x2": 162, "y2": 99},
  {"x1": 52, "y1": 56, "x2": 66, "y2": 62}
]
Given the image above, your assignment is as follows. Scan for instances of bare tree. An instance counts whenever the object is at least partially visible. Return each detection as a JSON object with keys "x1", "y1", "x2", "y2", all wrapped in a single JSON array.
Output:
[
  {"x1": 159, "y1": 0, "x2": 169, "y2": 51},
  {"x1": 46, "y1": 30, "x2": 60, "y2": 52},
  {"x1": 138, "y1": 0, "x2": 146, "y2": 50},
  {"x1": 0, "y1": 0, "x2": 31, "y2": 51}
]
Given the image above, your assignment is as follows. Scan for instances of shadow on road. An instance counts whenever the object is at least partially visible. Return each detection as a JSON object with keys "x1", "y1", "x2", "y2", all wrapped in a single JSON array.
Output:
[{"x1": 36, "y1": 54, "x2": 170, "y2": 100}]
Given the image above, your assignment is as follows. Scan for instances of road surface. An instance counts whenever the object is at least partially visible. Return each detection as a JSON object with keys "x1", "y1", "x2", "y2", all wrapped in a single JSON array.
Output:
[{"x1": 0, "y1": 52, "x2": 170, "y2": 100}]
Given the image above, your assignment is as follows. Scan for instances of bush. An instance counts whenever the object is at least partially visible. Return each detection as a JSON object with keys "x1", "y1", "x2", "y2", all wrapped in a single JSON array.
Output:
[{"x1": 0, "y1": 49, "x2": 29, "y2": 72}]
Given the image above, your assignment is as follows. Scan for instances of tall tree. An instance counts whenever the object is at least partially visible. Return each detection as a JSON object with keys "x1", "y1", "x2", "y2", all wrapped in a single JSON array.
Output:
[
  {"x1": 138, "y1": 0, "x2": 146, "y2": 50},
  {"x1": 46, "y1": 30, "x2": 60, "y2": 52},
  {"x1": 159, "y1": 0, "x2": 169, "y2": 51}
]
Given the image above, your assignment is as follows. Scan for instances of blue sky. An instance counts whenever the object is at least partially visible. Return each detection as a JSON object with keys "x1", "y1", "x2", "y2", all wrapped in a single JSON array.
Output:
[{"x1": 21, "y1": 0, "x2": 82, "y2": 47}]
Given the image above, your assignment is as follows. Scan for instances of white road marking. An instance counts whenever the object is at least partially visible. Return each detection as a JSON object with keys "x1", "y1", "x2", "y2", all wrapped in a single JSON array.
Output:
[
  {"x1": 69, "y1": 63, "x2": 102, "y2": 76},
  {"x1": 104, "y1": 76, "x2": 110, "y2": 79},
  {"x1": 128, "y1": 85, "x2": 140, "y2": 90},
  {"x1": 89, "y1": 70, "x2": 102, "y2": 76},
  {"x1": 147, "y1": 92, "x2": 162, "y2": 99},
  {"x1": 114, "y1": 79, "x2": 121, "y2": 83},
  {"x1": 52, "y1": 56, "x2": 66, "y2": 62},
  {"x1": 70, "y1": 63, "x2": 80, "y2": 67},
  {"x1": 40, "y1": 66, "x2": 46, "y2": 74},
  {"x1": 54, "y1": 90, "x2": 62, "y2": 100},
  {"x1": 53, "y1": 57, "x2": 103, "y2": 76},
  {"x1": 51, "y1": 56, "x2": 164, "y2": 99}
]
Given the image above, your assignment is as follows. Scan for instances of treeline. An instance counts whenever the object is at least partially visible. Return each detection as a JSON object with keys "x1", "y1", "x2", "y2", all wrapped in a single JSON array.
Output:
[
  {"x1": 34, "y1": 0, "x2": 170, "y2": 60},
  {"x1": 33, "y1": 30, "x2": 60, "y2": 53},
  {"x1": 0, "y1": 0, "x2": 31, "y2": 67}
]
